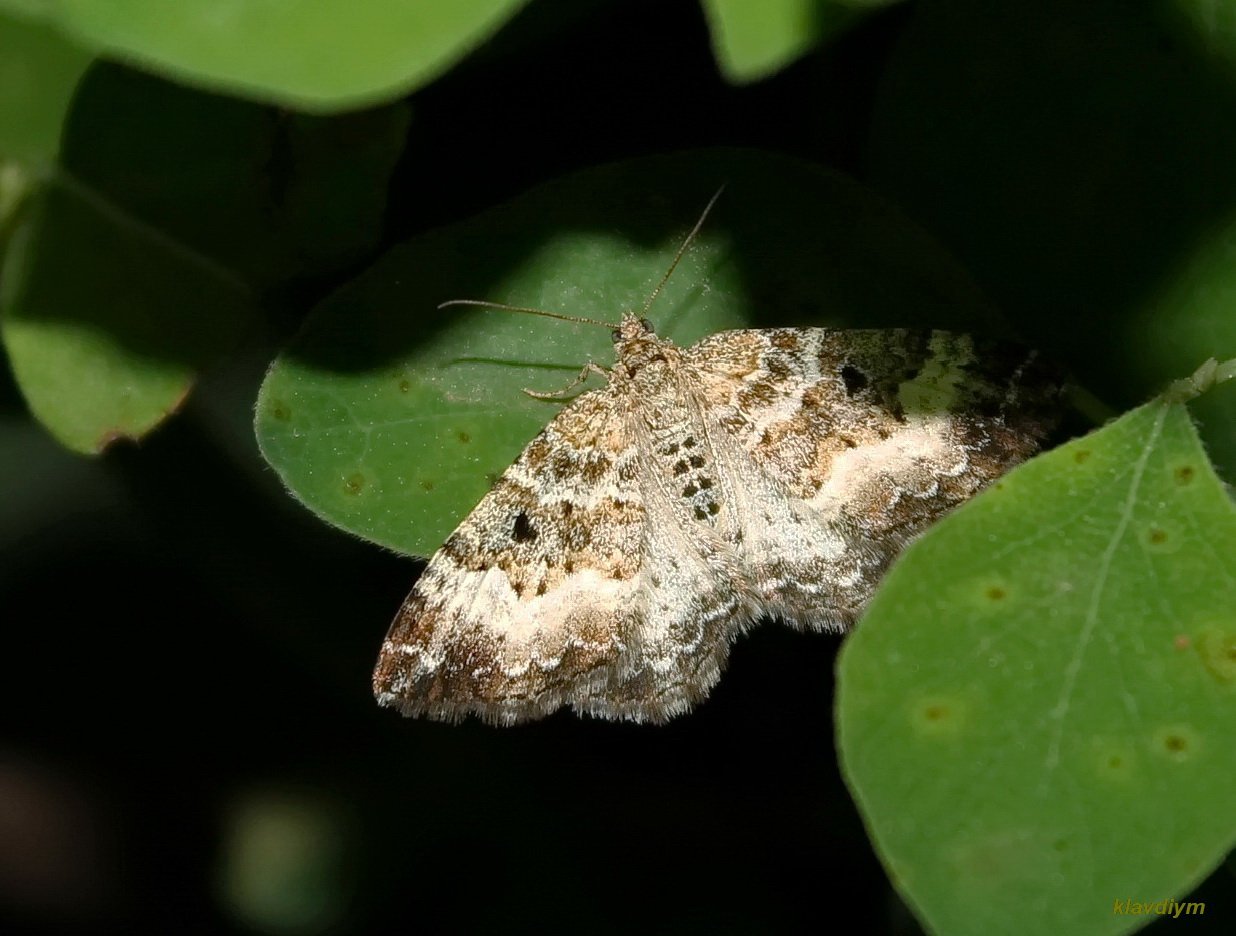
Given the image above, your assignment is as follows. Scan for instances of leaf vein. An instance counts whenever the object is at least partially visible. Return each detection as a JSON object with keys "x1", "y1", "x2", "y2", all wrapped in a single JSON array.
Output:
[{"x1": 1042, "y1": 403, "x2": 1169, "y2": 779}]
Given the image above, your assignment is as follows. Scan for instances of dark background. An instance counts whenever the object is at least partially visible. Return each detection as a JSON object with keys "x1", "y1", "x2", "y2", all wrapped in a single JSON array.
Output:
[{"x1": 3, "y1": 1, "x2": 1234, "y2": 934}]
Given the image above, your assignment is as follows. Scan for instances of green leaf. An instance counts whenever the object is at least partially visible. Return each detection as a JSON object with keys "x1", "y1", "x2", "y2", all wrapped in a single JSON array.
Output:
[
  {"x1": 2, "y1": 0, "x2": 529, "y2": 111},
  {"x1": 702, "y1": 0, "x2": 904, "y2": 82},
  {"x1": 267, "y1": 109, "x2": 414, "y2": 274},
  {"x1": 837, "y1": 394, "x2": 1236, "y2": 936},
  {"x1": 0, "y1": 410, "x2": 126, "y2": 554},
  {"x1": 701, "y1": 0, "x2": 905, "y2": 82},
  {"x1": 216, "y1": 789, "x2": 353, "y2": 934},
  {"x1": 1, "y1": 162, "x2": 35, "y2": 259},
  {"x1": 867, "y1": 0, "x2": 1236, "y2": 480},
  {"x1": 0, "y1": 179, "x2": 258, "y2": 454},
  {"x1": 1, "y1": 64, "x2": 410, "y2": 453},
  {"x1": 257, "y1": 148, "x2": 1001, "y2": 557},
  {"x1": 701, "y1": 0, "x2": 857, "y2": 82},
  {"x1": 0, "y1": 14, "x2": 93, "y2": 162},
  {"x1": 60, "y1": 64, "x2": 411, "y2": 287},
  {"x1": 1175, "y1": 0, "x2": 1236, "y2": 64}
]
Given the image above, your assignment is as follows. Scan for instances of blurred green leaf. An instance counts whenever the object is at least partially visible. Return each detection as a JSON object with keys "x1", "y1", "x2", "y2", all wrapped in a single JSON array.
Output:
[
  {"x1": 0, "y1": 412, "x2": 126, "y2": 556},
  {"x1": 0, "y1": 2, "x2": 45, "y2": 18},
  {"x1": 868, "y1": 0, "x2": 1236, "y2": 480},
  {"x1": 1, "y1": 0, "x2": 529, "y2": 111},
  {"x1": 216, "y1": 788, "x2": 353, "y2": 935},
  {"x1": 0, "y1": 180, "x2": 258, "y2": 454},
  {"x1": 838, "y1": 393, "x2": 1236, "y2": 936},
  {"x1": 270, "y1": 109, "x2": 414, "y2": 274},
  {"x1": 1, "y1": 65, "x2": 409, "y2": 453},
  {"x1": 0, "y1": 14, "x2": 93, "y2": 163},
  {"x1": 61, "y1": 65, "x2": 411, "y2": 287},
  {"x1": 256, "y1": 148, "x2": 1007, "y2": 557},
  {"x1": 0, "y1": 161, "x2": 35, "y2": 255},
  {"x1": 701, "y1": 0, "x2": 855, "y2": 82},
  {"x1": 701, "y1": 0, "x2": 903, "y2": 83},
  {"x1": 1175, "y1": 0, "x2": 1236, "y2": 65}
]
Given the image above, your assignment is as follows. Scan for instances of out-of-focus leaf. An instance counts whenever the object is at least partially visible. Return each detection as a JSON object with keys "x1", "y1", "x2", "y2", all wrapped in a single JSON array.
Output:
[
  {"x1": 216, "y1": 788, "x2": 353, "y2": 935},
  {"x1": 701, "y1": 0, "x2": 859, "y2": 82},
  {"x1": 1, "y1": 0, "x2": 529, "y2": 111},
  {"x1": 0, "y1": 14, "x2": 92, "y2": 163},
  {"x1": 0, "y1": 181, "x2": 258, "y2": 453},
  {"x1": 0, "y1": 413, "x2": 125, "y2": 557},
  {"x1": 0, "y1": 162, "x2": 35, "y2": 254},
  {"x1": 867, "y1": 0, "x2": 1236, "y2": 480},
  {"x1": 1, "y1": 64, "x2": 410, "y2": 454},
  {"x1": 61, "y1": 65, "x2": 411, "y2": 287}
]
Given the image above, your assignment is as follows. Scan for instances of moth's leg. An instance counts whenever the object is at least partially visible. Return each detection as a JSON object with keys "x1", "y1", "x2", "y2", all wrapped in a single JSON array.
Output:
[{"x1": 523, "y1": 362, "x2": 609, "y2": 400}]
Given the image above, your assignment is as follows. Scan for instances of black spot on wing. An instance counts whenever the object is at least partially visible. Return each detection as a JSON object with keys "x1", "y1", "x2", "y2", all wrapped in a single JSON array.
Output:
[
  {"x1": 840, "y1": 364, "x2": 868, "y2": 395},
  {"x1": 513, "y1": 511, "x2": 538, "y2": 543}
]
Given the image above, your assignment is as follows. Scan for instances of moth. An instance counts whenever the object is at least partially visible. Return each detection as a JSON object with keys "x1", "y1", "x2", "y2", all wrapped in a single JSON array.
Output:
[{"x1": 373, "y1": 193, "x2": 1062, "y2": 724}]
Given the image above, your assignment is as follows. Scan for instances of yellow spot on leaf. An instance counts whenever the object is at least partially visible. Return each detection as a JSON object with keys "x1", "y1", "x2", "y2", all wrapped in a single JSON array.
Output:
[
  {"x1": 1092, "y1": 739, "x2": 1136, "y2": 782},
  {"x1": 1195, "y1": 627, "x2": 1236, "y2": 683},
  {"x1": 1151, "y1": 724, "x2": 1200, "y2": 763},
  {"x1": 911, "y1": 695, "x2": 967, "y2": 736},
  {"x1": 1140, "y1": 521, "x2": 1180, "y2": 553}
]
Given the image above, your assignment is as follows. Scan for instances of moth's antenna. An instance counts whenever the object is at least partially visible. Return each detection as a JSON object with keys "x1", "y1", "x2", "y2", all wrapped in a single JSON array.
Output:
[
  {"x1": 640, "y1": 185, "x2": 726, "y2": 318},
  {"x1": 438, "y1": 299, "x2": 620, "y2": 330},
  {"x1": 440, "y1": 187, "x2": 725, "y2": 330}
]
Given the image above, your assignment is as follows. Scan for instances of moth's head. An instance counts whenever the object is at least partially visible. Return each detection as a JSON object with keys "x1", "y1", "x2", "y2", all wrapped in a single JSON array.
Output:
[
  {"x1": 611, "y1": 313, "x2": 656, "y2": 345},
  {"x1": 612, "y1": 313, "x2": 674, "y2": 378}
]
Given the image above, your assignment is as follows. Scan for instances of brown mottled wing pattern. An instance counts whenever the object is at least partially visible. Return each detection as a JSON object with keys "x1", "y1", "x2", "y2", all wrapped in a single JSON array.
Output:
[
  {"x1": 682, "y1": 328, "x2": 1062, "y2": 627},
  {"x1": 567, "y1": 402, "x2": 765, "y2": 723},
  {"x1": 375, "y1": 322, "x2": 1062, "y2": 726},
  {"x1": 373, "y1": 386, "x2": 647, "y2": 725},
  {"x1": 375, "y1": 370, "x2": 789, "y2": 725}
]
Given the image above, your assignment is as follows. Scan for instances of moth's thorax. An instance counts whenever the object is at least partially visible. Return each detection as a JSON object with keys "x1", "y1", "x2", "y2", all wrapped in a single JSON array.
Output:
[{"x1": 611, "y1": 314, "x2": 681, "y2": 383}]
